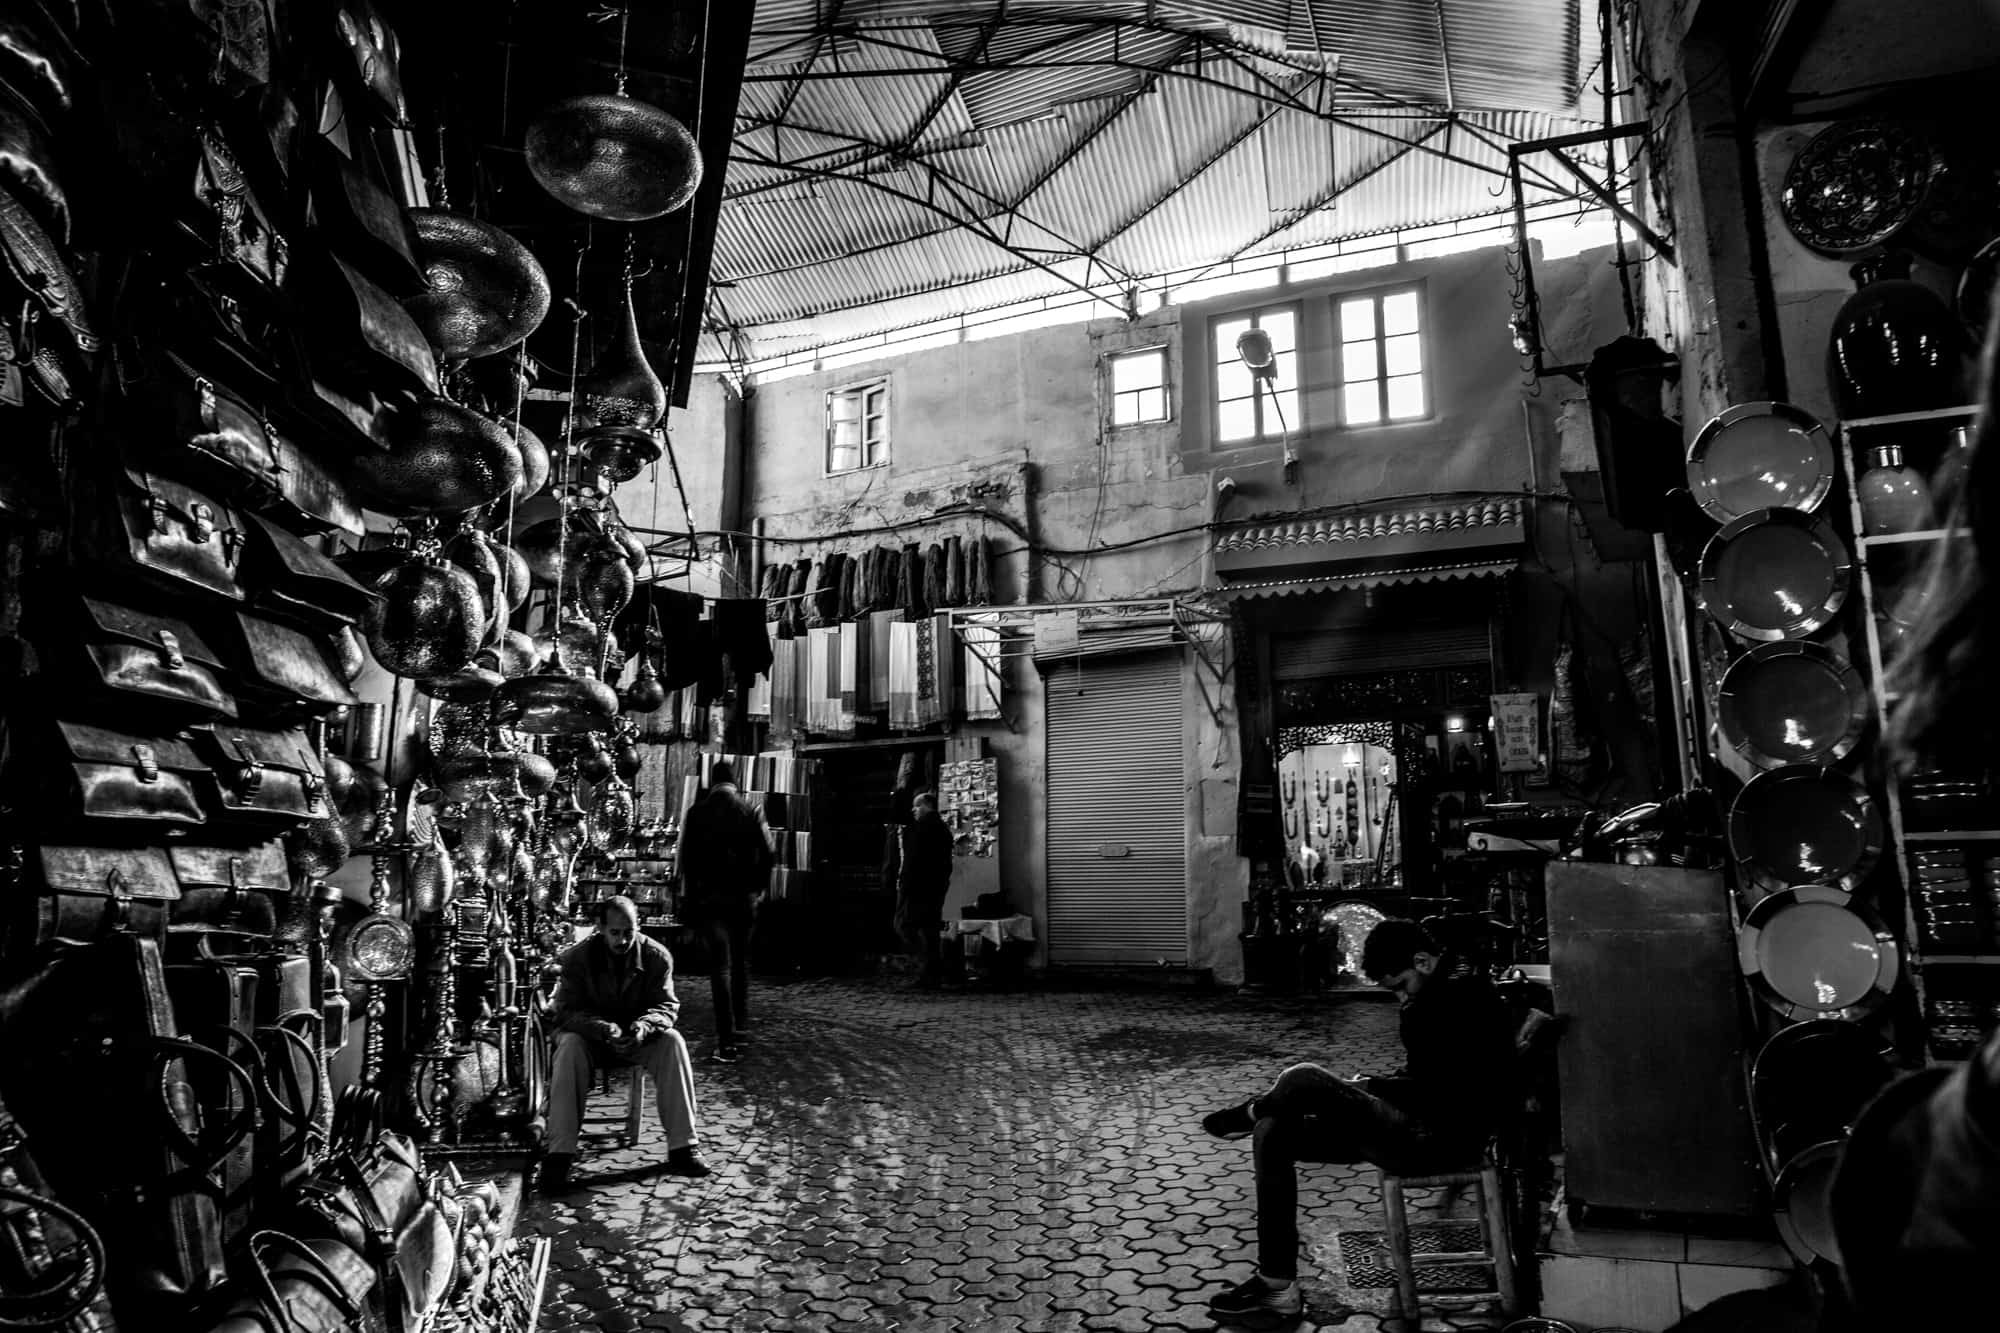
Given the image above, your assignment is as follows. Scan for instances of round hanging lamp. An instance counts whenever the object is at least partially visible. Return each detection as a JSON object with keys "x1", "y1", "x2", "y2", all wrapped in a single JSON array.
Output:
[{"x1": 525, "y1": 94, "x2": 702, "y2": 221}]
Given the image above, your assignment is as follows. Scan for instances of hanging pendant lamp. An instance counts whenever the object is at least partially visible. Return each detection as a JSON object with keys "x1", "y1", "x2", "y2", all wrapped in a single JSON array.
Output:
[
  {"x1": 525, "y1": 95, "x2": 701, "y2": 221},
  {"x1": 495, "y1": 641, "x2": 619, "y2": 735},
  {"x1": 573, "y1": 265, "x2": 665, "y2": 483},
  {"x1": 351, "y1": 396, "x2": 525, "y2": 517},
  {"x1": 405, "y1": 210, "x2": 552, "y2": 361}
]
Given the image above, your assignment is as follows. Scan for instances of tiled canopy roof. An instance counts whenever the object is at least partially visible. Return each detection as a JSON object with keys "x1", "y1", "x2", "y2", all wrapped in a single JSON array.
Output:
[{"x1": 1214, "y1": 497, "x2": 1526, "y2": 554}]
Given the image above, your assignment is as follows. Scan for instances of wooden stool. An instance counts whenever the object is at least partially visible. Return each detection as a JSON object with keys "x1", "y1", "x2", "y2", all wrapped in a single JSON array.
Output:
[
  {"x1": 585, "y1": 1065, "x2": 648, "y2": 1147},
  {"x1": 1377, "y1": 1154, "x2": 1517, "y2": 1327}
]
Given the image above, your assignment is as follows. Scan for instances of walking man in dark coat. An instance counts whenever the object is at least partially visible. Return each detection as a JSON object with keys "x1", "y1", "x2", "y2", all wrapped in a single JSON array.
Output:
[
  {"x1": 677, "y1": 761, "x2": 775, "y2": 1062},
  {"x1": 896, "y1": 791, "x2": 954, "y2": 987}
]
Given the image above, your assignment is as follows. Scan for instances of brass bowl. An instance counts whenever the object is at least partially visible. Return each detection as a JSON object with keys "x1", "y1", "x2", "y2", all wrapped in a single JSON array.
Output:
[
  {"x1": 405, "y1": 210, "x2": 551, "y2": 360},
  {"x1": 524, "y1": 94, "x2": 702, "y2": 221}
]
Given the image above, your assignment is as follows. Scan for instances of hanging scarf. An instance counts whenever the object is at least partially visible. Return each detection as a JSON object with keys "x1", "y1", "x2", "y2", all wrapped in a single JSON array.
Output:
[
  {"x1": 921, "y1": 542, "x2": 944, "y2": 616},
  {"x1": 898, "y1": 543, "x2": 920, "y2": 617},
  {"x1": 944, "y1": 535, "x2": 965, "y2": 608},
  {"x1": 788, "y1": 558, "x2": 813, "y2": 636},
  {"x1": 969, "y1": 535, "x2": 992, "y2": 606}
]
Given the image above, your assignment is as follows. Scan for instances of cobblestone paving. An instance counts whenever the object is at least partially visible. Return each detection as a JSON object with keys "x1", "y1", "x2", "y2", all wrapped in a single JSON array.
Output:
[{"x1": 521, "y1": 976, "x2": 1509, "y2": 1333}]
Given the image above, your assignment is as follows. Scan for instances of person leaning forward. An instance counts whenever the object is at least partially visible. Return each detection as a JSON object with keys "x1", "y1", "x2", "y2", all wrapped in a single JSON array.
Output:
[
  {"x1": 539, "y1": 896, "x2": 710, "y2": 1193},
  {"x1": 676, "y1": 761, "x2": 776, "y2": 1063},
  {"x1": 1200, "y1": 918, "x2": 1518, "y2": 1317}
]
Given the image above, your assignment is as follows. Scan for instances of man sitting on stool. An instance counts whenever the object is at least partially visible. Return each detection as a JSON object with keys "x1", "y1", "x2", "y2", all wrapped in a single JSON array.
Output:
[
  {"x1": 540, "y1": 895, "x2": 710, "y2": 1192},
  {"x1": 1200, "y1": 918, "x2": 1517, "y2": 1317}
]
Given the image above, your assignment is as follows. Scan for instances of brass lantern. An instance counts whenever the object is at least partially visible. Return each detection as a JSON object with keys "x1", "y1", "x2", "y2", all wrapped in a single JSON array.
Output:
[{"x1": 525, "y1": 94, "x2": 702, "y2": 222}]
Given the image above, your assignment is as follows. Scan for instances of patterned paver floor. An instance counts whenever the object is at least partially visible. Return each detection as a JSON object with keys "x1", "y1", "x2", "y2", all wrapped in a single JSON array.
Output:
[{"x1": 520, "y1": 974, "x2": 1511, "y2": 1332}]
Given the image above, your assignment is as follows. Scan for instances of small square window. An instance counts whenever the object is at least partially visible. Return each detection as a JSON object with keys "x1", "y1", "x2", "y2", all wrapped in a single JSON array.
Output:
[
  {"x1": 826, "y1": 380, "x2": 889, "y2": 474},
  {"x1": 1334, "y1": 287, "x2": 1428, "y2": 427},
  {"x1": 1108, "y1": 347, "x2": 1170, "y2": 426}
]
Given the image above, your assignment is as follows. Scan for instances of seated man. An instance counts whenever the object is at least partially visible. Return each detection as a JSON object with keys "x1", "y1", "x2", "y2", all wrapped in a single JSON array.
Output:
[
  {"x1": 1201, "y1": 918, "x2": 1518, "y2": 1317},
  {"x1": 540, "y1": 895, "x2": 710, "y2": 1192}
]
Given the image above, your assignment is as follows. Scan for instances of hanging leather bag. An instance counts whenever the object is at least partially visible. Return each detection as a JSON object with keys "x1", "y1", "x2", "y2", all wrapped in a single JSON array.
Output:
[
  {"x1": 167, "y1": 841, "x2": 287, "y2": 944},
  {"x1": 210, "y1": 611, "x2": 359, "y2": 717},
  {"x1": 286, "y1": 1130, "x2": 450, "y2": 1333},
  {"x1": 187, "y1": 725, "x2": 329, "y2": 828},
  {"x1": 70, "y1": 595, "x2": 238, "y2": 720},
  {"x1": 306, "y1": 142, "x2": 420, "y2": 297},
  {"x1": 45, "y1": 720, "x2": 212, "y2": 828},
  {"x1": 290, "y1": 248, "x2": 437, "y2": 398},
  {"x1": 205, "y1": 1229, "x2": 378, "y2": 1333},
  {"x1": 0, "y1": 1087, "x2": 111, "y2": 1332},
  {"x1": 18, "y1": 843, "x2": 180, "y2": 955},
  {"x1": 86, "y1": 466, "x2": 249, "y2": 605},
  {"x1": 241, "y1": 514, "x2": 377, "y2": 631}
]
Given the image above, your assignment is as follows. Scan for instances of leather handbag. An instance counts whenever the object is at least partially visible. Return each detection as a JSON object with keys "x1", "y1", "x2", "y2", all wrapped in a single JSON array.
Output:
[
  {"x1": 188, "y1": 724, "x2": 329, "y2": 827},
  {"x1": 307, "y1": 142, "x2": 421, "y2": 297},
  {"x1": 73, "y1": 595, "x2": 238, "y2": 720},
  {"x1": 49, "y1": 720, "x2": 212, "y2": 827},
  {"x1": 94, "y1": 467, "x2": 249, "y2": 604},
  {"x1": 292, "y1": 249, "x2": 437, "y2": 398},
  {"x1": 21, "y1": 843, "x2": 181, "y2": 954},
  {"x1": 242, "y1": 515, "x2": 376, "y2": 631},
  {"x1": 288, "y1": 1130, "x2": 450, "y2": 1333},
  {"x1": 212, "y1": 611, "x2": 359, "y2": 716},
  {"x1": 207, "y1": 1229, "x2": 377, "y2": 1333},
  {"x1": 164, "y1": 960, "x2": 264, "y2": 1246}
]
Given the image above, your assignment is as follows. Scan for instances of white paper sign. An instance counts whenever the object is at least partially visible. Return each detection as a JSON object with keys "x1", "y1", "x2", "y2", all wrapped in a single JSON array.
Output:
[{"x1": 1491, "y1": 692, "x2": 1542, "y2": 773}]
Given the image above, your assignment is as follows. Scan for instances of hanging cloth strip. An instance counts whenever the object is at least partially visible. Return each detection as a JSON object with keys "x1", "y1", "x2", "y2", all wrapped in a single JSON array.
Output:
[
  {"x1": 962, "y1": 624, "x2": 1002, "y2": 720},
  {"x1": 788, "y1": 558, "x2": 813, "y2": 635},
  {"x1": 713, "y1": 597, "x2": 774, "y2": 678},
  {"x1": 944, "y1": 536, "x2": 965, "y2": 607},
  {"x1": 766, "y1": 565, "x2": 791, "y2": 630},
  {"x1": 888, "y1": 618, "x2": 920, "y2": 729},
  {"x1": 769, "y1": 631, "x2": 797, "y2": 735},
  {"x1": 746, "y1": 627, "x2": 775, "y2": 719},
  {"x1": 921, "y1": 543, "x2": 945, "y2": 616},
  {"x1": 839, "y1": 618, "x2": 865, "y2": 725},
  {"x1": 900, "y1": 543, "x2": 922, "y2": 617},
  {"x1": 912, "y1": 611, "x2": 955, "y2": 727},
  {"x1": 839, "y1": 553, "x2": 859, "y2": 622},
  {"x1": 806, "y1": 626, "x2": 835, "y2": 733},
  {"x1": 869, "y1": 608, "x2": 898, "y2": 710},
  {"x1": 617, "y1": 586, "x2": 702, "y2": 668},
  {"x1": 969, "y1": 535, "x2": 992, "y2": 606}
]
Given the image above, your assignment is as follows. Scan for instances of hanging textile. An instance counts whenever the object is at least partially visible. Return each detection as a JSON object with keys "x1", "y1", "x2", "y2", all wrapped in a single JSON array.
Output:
[
  {"x1": 788, "y1": 558, "x2": 813, "y2": 635},
  {"x1": 839, "y1": 552, "x2": 859, "y2": 622},
  {"x1": 912, "y1": 611, "x2": 955, "y2": 727},
  {"x1": 680, "y1": 683, "x2": 703, "y2": 738},
  {"x1": 839, "y1": 618, "x2": 866, "y2": 725},
  {"x1": 921, "y1": 543, "x2": 945, "y2": 615},
  {"x1": 888, "y1": 618, "x2": 920, "y2": 729},
  {"x1": 713, "y1": 597, "x2": 774, "y2": 677},
  {"x1": 944, "y1": 535, "x2": 965, "y2": 607},
  {"x1": 746, "y1": 626, "x2": 776, "y2": 718},
  {"x1": 900, "y1": 542, "x2": 922, "y2": 617},
  {"x1": 869, "y1": 609, "x2": 898, "y2": 710},
  {"x1": 962, "y1": 625, "x2": 1002, "y2": 721},
  {"x1": 969, "y1": 535, "x2": 992, "y2": 606},
  {"x1": 768, "y1": 564, "x2": 793, "y2": 633},
  {"x1": 767, "y1": 636, "x2": 793, "y2": 734},
  {"x1": 806, "y1": 626, "x2": 835, "y2": 732}
]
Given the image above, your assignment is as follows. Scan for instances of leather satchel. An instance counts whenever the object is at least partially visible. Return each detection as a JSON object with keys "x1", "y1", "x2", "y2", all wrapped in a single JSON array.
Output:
[
  {"x1": 167, "y1": 841, "x2": 287, "y2": 943},
  {"x1": 21, "y1": 843, "x2": 181, "y2": 954},
  {"x1": 291, "y1": 248, "x2": 436, "y2": 398},
  {"x1": 97, "y1": 467, "x2": 249, "y2": 604},
  {"x1": 307, "y1": 142, "x2": 421, "y2": 297},
  {"x1": 241, "y1": 514, "x2": 376, "y2": 631},
  {"x1": 164, "y1": 959, "x2": 264, "y2": 1247},
  {"x1": 188, "y1": 724, "x2": 329, "y2": 827},
  {"x1": 206, "y1": 1229, "x2": 377, "y2": 1333},
  {"x1": 50, "y1": 720, "x2": 212, "y2": 827},
  {"x1": 211, "y1": 611, "x2": 359, "y2": 716},
  {"x1": 73, "y1": 595, "x2": 239, "y2": 720},
  {"x1": 0, "y1": 1085, "x2": 112, "y2": 1332},
  {"x1": 288, "y1": 1130, "x2": 450, "y2": 1333}
]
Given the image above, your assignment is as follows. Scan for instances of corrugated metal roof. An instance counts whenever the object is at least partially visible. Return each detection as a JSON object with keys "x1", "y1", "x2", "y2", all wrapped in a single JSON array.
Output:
[{"x1": 720, "y1": 2, "x2": 1596, "y2": 358}]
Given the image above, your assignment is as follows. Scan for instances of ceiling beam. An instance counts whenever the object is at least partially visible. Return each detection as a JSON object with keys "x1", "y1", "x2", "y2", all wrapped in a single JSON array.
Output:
[
  {"x1": 1434, "y1": 0, "x2": 1457, "y2": 112},
  {"x1": 1215, "y1": 120, "x2": 1455, "y2": 266},
  {"x1": 729, "y1": 140, "x2": 1127, "y2": 317}
]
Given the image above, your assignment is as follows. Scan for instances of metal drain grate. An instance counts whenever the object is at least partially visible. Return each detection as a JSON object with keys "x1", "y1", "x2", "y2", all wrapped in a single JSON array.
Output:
[{"x1": 1334, "y1": 1223, "x2": 1491, "y2": 1292}]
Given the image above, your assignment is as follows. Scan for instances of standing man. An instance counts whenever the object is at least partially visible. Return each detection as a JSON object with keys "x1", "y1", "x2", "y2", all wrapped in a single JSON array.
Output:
[
  {"x1": 896, "y1": 791, "x2": 954, "y2": 988},
  {"x1": 1199, "y1": 919, "x2": 1517, "y2": 1316},
  {"x1": 677, "y1": 761, "x2": 775, "y2": 1063},
  {"x1": 541, "y1": 896, "x2": 708, "y2": 1193}
]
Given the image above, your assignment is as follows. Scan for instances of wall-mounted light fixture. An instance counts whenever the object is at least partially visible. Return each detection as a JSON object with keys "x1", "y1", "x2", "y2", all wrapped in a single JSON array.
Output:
[{"x1": 1236, "y1": 329, "x2": 1299, "y2": 485}]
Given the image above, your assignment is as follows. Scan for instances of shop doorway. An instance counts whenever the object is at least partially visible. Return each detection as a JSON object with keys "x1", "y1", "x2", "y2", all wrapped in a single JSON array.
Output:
[{"x1": 1044, "y1": 652, "x2": 1187, "y2": 964}]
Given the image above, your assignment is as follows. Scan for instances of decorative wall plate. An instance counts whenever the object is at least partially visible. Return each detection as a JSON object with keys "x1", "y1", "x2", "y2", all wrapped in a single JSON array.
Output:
[
  {"x1": 1772, "y1": 1140, "x2": 1846, "y2": 1267},
  {"x1": 1717, "y1": 641, "x2": 1869, "y2": 770},
  {"x1": 1686, "y1": 402, "x2": 1836, "y2": 522},
  {"x1": 1779, "y1": 121, "x2": 1938, "y2": 257},
  {"x1": 1749, "y1": 1019, "x2": 1895, "y2": 1159},
  {"x1": 1729, "y1": 766, "x2": 1884, "y2": 892},
  {"x1": 1737, "y1": 884, "x2": 1899, "y2": 1021},
  {"x1": 1699, "y1": 508, "x2": 1851, "y2": 641}
]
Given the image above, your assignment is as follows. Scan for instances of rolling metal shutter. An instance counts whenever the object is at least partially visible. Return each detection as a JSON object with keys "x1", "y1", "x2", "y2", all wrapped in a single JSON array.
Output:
[
  {"x1": 1044, "y1": 652, "x2": 1186, "y2": 964},
  {"x1": 1272, "y1": 623, "x2": 1491, "y2": 679}
]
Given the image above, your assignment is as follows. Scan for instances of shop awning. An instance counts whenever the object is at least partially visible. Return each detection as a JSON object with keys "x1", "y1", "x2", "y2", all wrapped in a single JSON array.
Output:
[{"x1": 1217, "y1": 559, "x2": 1518, "y2": 602}]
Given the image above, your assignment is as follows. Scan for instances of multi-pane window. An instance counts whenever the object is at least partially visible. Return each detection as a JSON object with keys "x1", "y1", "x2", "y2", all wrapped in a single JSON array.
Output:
[
  {"x1": 1336, "y1": 288, "x2": 1427, "y2": 426},
  {"x1": 1212, "y1": 306, "x2": 1299, "y2": 443},
  {"x1": 826, "y1": 380, "x2": 888, "y2": 473},
  {"x1": 1108, "y1": 347, "x2": 1169, "y2": 425}
]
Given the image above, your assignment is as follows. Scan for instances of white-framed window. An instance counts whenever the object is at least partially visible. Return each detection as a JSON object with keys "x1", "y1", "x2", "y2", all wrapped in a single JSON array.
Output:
[
  {"x1": 1335, "y1": 287, "x2": 1428, "y2": 426},
  {"x1": 826, "y1": 379, "x2": 889, "y2": 473},
  {"x1": 1107, "y1": 346, "x2": 1170, "y2": 426},
  {"x1": 1212, "y1": 305, "x2": 1299, "y2": 444}
]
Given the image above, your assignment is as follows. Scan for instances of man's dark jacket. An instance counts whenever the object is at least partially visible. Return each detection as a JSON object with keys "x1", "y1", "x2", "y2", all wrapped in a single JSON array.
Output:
[
  {"x1": 551, "y1": 933, "x2": 680, "y2": 1040},
  {"x1": 1366, "y1": 969, "x2": 1517, "y2": 1152},
  {"x1": 677, "y1": 783, "x2": 775, "y2": 912}
]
